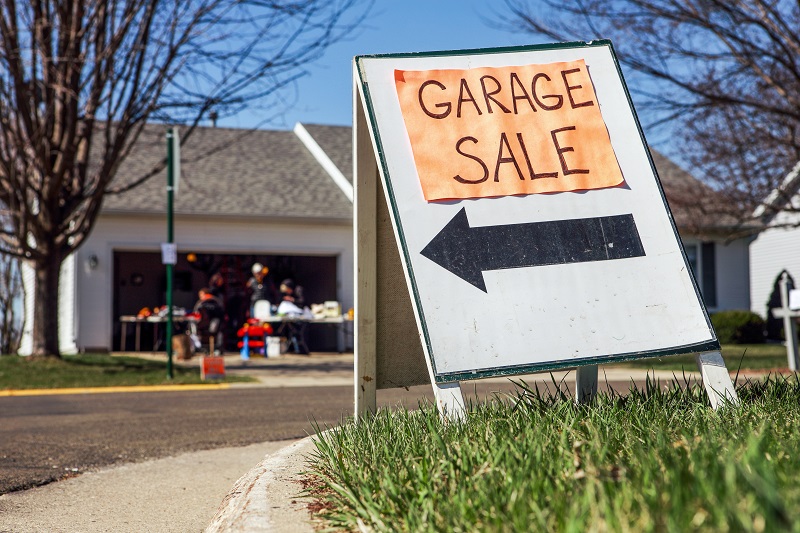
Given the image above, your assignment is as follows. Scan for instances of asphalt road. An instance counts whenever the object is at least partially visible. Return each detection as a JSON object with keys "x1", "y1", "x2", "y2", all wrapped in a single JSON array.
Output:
[
  {"x1": 0, "y1": 386, "x2": 355, "y2": 495},
  {"x1": 0, "y1": 377, "x2": 645, "y2": 495}
]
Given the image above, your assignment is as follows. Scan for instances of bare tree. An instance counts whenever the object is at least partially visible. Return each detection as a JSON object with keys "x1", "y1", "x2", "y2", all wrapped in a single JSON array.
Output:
[
  {"x1": 0, "y1": 0, "x2": 369, "y2": 357},
  {"x1": 496, "y1": 0, "x2": 800, "y2": 230},
  {"x1": 0, "y1": 252, "x2": 22, "y2": 355}
]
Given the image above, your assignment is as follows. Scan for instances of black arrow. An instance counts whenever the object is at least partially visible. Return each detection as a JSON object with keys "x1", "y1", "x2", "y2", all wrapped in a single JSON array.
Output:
[{"x1": 420, "y1": 208, "x2": 645, "y2": 292}]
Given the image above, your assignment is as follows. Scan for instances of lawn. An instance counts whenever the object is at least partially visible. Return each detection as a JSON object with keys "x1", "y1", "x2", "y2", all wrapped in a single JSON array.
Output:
[
  {"x1": 616, "y1": 343, "x2": 789, "y2": 372},
  {"x1": 308, "y1": 376, "x2": 800, "y2": 531},
  {"x1": 0, "y1": 353, "x2": 253, "y2": 390}
]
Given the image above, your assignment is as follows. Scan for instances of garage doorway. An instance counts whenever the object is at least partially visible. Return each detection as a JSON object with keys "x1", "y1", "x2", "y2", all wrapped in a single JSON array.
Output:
[{"x1": 113, "y1": 251, "x2": 339, "y2": 352}]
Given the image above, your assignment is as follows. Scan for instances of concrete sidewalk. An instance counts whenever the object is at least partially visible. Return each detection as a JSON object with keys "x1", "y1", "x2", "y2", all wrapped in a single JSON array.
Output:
[
  {"x1": 216, "y1": 352, "x2": 355, "y2": 388},
  {"x1": 0, "y1": 440, "x2": 299, "y2": 532},
  {"x1": 139, "y1": 351, "x2": 356, "y2": 389}
]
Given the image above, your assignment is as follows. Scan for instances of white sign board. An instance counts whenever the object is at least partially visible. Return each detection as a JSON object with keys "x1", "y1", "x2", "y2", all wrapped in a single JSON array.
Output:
[
  {"x1": 355, "y1": 41, "x2": 717, "y2": 384},
  {"x1": 161, "y1": 243, "x2": 177, "y2": 265},
  {"x1": 790, "y1": 288, "x2": 800, "y2": 311}
]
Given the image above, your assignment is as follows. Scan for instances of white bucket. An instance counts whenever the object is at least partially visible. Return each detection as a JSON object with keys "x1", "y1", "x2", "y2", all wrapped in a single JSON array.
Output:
[{"x1": 266, "y1": 336, "x2": 281, "y2": 357}]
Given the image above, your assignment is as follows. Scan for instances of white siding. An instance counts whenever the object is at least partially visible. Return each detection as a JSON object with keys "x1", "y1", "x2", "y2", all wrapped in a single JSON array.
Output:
[
  {"x1": 76, "y1": 214, "x2": 354, "y2": 351},
  {"x1": 750, "y1": 212, "x2": 800, "y2": 318}
]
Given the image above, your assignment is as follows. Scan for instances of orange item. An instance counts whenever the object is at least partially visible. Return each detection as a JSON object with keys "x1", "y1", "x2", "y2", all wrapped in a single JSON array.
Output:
[
  {"x1": 237, "y1": 325, "x2": 271, "y2": 338},
  {"x1": 201, "y1": 356, "x2": 225, "y2": 380},
  {"x1": 394, "y1": 60, "x2": 624, "y2": 201},
  {"x1": 237, "y1": 340, "x2": 265, "y2": 349}
]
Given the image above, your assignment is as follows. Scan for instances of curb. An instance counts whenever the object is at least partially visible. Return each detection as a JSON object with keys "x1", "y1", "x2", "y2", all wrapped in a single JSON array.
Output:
[{"x1": 206, "y1": 436, "x2": 319, "y2": 532}]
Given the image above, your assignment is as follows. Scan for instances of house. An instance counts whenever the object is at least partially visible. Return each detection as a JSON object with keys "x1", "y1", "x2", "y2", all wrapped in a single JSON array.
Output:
[
  {"x1": 749, "y1": 161, "x2": 800, "y2": 324},
  {"x1": 19, "y1": 123, "x2": 354, "y2": 355},
  {"x1": 19, "y1": 124, "x2": 750, "y2": 354},
  {"x1": 648, "y1": 151, "x2": 753, "y2": 313}
]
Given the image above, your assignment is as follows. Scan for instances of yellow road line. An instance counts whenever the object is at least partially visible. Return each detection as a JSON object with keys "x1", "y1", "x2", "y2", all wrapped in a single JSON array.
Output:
[{"x1": 0, "y1": 383, "x2": 231, "y2": 397}]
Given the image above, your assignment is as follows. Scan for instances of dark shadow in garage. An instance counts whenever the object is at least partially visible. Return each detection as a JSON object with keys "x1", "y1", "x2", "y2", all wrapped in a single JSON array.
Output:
[{"x1": 113, "y1": 251, "x2": 341, "y2": 353}]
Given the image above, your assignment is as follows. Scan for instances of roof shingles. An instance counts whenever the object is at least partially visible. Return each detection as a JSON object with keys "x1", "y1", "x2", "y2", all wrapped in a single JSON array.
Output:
[
  {"x1": 300, "y1": 124, "x2": 353, "y2": 183},
  {"x1": 102, "y1": 124, "x2": 352, "y2": 220}
]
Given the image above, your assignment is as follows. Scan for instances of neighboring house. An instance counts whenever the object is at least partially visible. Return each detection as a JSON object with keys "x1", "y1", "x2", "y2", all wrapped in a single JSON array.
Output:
[
  {"x1": 749, "y1": 161, "x2": 800, "y2": 321},
  {"x1": 19, "y1": 125, "x2": 748, "y2": 354},
  {"x1": 649, "y1": 151, "x2": 753, "y2": 314},
  {"x1": 19, "y1": 123, "x2": 354, "y2": 355}
]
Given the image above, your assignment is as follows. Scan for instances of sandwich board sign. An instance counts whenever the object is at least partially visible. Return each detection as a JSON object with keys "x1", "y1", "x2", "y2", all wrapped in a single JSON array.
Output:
[{"x1": 353, "y1": 40, "x2": 737, "y2": 417}]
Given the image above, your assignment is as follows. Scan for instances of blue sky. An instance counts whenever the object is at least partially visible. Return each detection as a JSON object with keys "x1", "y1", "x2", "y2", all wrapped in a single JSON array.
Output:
[{"x1": 220, "y1": 1, "x2": 535, "y2": 130}]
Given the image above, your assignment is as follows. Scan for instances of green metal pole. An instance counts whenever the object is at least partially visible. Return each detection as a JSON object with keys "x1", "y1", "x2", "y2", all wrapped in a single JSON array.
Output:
[{"x1": 166, "y1": 128, "x2": 175, "y2": 380}]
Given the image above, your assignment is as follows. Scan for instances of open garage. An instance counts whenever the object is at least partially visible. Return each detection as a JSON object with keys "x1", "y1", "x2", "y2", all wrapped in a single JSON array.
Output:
[{"x1": 114, "y1": 251, "x2": 341, "y2": 353}]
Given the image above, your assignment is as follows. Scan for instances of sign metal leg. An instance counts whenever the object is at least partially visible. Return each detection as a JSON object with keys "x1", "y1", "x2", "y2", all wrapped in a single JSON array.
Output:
[
  {"x1": 695, "y1": 350, "x2": 739, "y2": 409},
  {"x1": 434, "y1": 382, "x2": 465, "y2": 421},
  {"x1": 575, "y1": 364, "x2": 598, "y2": 404}
]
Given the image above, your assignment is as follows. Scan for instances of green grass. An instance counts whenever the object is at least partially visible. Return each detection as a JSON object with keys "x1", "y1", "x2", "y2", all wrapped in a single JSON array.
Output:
[
  {"x1": 0, "y1": 353, "x2": 253, "y2": 390},
  {"x1": 615, "y1": 343, "x2": 789, "y2": 372},
  {"x1": 309, "y1": 376, "x2": 800, "y2": 532}
]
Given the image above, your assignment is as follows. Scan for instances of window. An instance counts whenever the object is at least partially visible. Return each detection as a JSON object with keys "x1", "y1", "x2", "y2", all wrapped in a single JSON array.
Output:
[{"x1": 683, "y1": 241, "x2": 717, "y2": 308}]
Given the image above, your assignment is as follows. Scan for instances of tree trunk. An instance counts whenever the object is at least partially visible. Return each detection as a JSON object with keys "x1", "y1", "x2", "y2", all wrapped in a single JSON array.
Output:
[
  {"x1": 31, "y1": 255, "x2": 62, "y2": 358},
  {"x1": 0, "y1": 256, "x2": 22, "y2": 355}
]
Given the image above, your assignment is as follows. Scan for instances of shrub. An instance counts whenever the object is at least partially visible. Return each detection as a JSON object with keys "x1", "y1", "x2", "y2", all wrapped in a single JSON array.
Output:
[{"x1": 711, "y1": 310, "x2": 765, "y2": 344}]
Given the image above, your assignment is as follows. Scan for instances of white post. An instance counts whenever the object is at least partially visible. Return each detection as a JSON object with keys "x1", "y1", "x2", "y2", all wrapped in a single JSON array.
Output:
[
  {"x1": 695, "y1": 351, "x2": 739, "y2": 409},
  {"x1": 575, "y1": 365, "x2": 599, "y2": 404},
  {"x1": 779, "y1": 272, "x2": 799, "y2": 371}
]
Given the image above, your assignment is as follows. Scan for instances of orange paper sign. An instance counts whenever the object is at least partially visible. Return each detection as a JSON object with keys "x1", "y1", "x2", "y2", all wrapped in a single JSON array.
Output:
[
  {"x1": 394, "y1": 60, "x2": 624, "y2": 201},
  {"x1": 201, "y1": 356, "x2": 225, "y2": 380}
]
